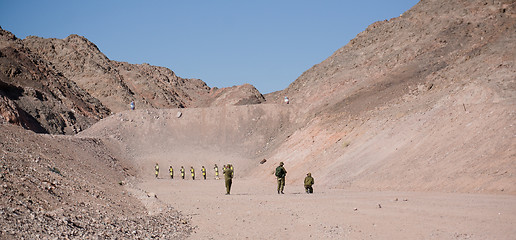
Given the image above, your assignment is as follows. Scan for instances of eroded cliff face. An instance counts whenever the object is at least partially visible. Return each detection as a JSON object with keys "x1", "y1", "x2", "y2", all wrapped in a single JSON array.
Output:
[{"x1": 0, "y1": 27, "x2": 110, "y2": 134}]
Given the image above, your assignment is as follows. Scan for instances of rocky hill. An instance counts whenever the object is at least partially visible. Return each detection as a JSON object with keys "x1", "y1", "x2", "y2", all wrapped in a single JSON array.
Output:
[
  {"x1": 0, "y1": 28, "x2": 110, "y2": 134},
  {"x1": 1, "y1": 0, "x2": 515, "y2": 239},
  {"x1": 0, "y1": 27, "x2": 265, "y2": 134},
  {"x1": 80, "y1": 0, "x2": 515, "y2": 193},
  {"x1": 264, "y1": 0, "x2": 516, "y2": 192},
  {"x1": 279, "y1": 0, "x2": 515, "y2": 113},
  {"x1": 22, "y1": 34, "x2": 265, "y2": 112}
]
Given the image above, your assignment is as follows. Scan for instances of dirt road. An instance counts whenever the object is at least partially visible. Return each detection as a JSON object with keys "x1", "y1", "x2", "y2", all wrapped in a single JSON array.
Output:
[{"x1": 138, "y1": 177, "x2": 516, "y2": 239}]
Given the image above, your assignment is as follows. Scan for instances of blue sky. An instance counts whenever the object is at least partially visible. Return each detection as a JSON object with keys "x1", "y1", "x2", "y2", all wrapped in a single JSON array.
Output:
[{"x1": 0, "y1": 0, "x2": 418, "y2": 94}]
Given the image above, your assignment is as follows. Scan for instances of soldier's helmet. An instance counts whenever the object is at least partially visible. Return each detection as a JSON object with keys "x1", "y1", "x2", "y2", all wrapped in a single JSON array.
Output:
[{"x1": 279, "y1": 162, "x2": 284, "y2": 166}]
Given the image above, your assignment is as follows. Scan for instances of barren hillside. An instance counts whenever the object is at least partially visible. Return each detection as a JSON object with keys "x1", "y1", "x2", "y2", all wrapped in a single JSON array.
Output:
[
  {"x1": 0, "y1": 27, "x2": 110, "y2": 134},
  {"x1": 1, "y1": 0, "x2": 515, "y2": 239},
  {"x1": 0, "y1": 27, "x2": 265, "y2": 134},
  {"x1": 22, "y1": 34, "x2": 265, "y2": 112},
  {"x1": 82, "y1": 0, "x2": 516, "y2": 194},
  {"x1": 263, "y1": 0, "x2": 516, "y2": 192}
]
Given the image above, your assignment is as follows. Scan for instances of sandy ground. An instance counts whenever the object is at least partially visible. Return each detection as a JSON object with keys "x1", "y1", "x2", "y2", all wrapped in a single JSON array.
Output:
[{"x1": 138, "y1": 176, "x2": 516, "y2": 240}]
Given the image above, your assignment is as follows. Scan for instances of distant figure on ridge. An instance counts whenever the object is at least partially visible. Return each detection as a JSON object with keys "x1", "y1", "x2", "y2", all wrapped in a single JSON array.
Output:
[
  {"x1": 154, "y1": 163, "x2": 159, "y2": 178},
  {"x1": 190, "y1": 166, "x2": 195, "y2": 180},
  {"x1": 169, "y1": 166, "x2": 174, "y2": 179},
  {"x1": 214, "y1": 164, "x2": 220, "y2": 180},
  {"x1": 275, "y1": 162, "x2": 287, "y2": 194},
  {"x1": 201, "y1": 166, "x2": 207, "y2": 180},
  {"x1": 180, "y1": 166, "x2": 185, "y2": 179},
  {"x1": 304, "y1": 172, "x2": 314, "y2": 194},
  {"x1": 284, "y1": 96, "x2": 289, "y2": 104},
  {"x1": 130, "y1": 101, "x2": 135, "y2": 110},
  {"x1": 224, "y1": 164, "x2": 234, "y2": 195}
]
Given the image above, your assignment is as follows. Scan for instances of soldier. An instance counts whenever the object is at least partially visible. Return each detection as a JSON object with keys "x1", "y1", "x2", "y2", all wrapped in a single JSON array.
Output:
[
  {"x1": 224, "y1": 164, "x2": 234, "y2": 195},
  {"x1": 214, "y1": 164, "x2": 220, "y2": 180},
  {"x1": 304, "y1": 172, "x2": 314, "y2": 194},
  {"x1": 201, "y1": 166, "x2": 207, "y2": 180},
  {"x1": 190, "y1": 166, "x2": 195, "y2": 180},
  {"x1": 180, "y1": 166, "x2": 185, "y2": 179},
  {"x1": 275, "y1": 162, "x2": 287, "y2": 194},
  {"x1": 154, "y1": 163, "x2": 159, "y2": 178},
  {"x1": 169, "y1": 166, "x2": 174, "y2": 179}
]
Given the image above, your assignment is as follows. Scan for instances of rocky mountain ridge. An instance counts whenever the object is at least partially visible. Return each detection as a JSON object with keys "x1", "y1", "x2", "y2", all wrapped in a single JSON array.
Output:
[
  {"x1": 0, "y1": 28, "x2": 110, "y2": 134},
  {"x1": 0, "y1": 27, "x2": 265, "y2": 134},
  {"x1": 1, "y1": 0, "x2": 515, "y2": 239}
]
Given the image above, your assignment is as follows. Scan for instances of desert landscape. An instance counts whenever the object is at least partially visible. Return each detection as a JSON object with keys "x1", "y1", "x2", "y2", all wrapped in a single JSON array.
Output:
[{"x1": 1, "y1": 0, "x2": 515, "y2": 239}]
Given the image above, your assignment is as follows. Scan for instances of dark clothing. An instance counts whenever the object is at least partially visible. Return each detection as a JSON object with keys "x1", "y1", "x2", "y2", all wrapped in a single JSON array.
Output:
[
  {"x1": 275, "y1": 166, "x2": 287, "y2": 178},
  {"x1": 275, "y1": 166, "x2": 287, "y2": 194},
  {"x1": 224, "y1": 168, "x2": 234, "y2": 194}
]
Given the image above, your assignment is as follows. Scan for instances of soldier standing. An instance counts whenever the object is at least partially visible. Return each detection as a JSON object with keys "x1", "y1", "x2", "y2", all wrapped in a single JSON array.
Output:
[
  {"x1": 214, "y1": 164, "x2": 220, "y2": 180},
  {"x1": 190, "y1": 166, "x2": 195, "y2": 180},
  {"x1": 201, "y1": 166, "x2": 207, "y2": 180},
  {"x1": 304, "y1": 172, "x2": 314, "y2": 194},
  {"x1": 224, "y1": 164, "x2": 234, "y2": 195},
  {"x1": 154, "y1": 163, "x2": 159, "y2": 178},
  {"x1": 169, "y1": 166, "x2": 174, "y2": 179},
  {"x1": 180, "y1": 166, "x2": 185, "y2": 179},
  {"x1": 275, "y1": 162, "x2": 287, "y2": 194}
]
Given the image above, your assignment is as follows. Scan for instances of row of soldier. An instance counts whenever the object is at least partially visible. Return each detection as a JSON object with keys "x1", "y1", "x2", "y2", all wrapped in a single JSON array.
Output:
[
  {"x1": 154, "y1": 163, "x2": 233, "y2": 180},
  {"x1": 154, "y1": 162, "x2": 314, "y2": 195}
]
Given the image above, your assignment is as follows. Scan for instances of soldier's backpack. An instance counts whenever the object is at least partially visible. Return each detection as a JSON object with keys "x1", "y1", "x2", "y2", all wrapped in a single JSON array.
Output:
[{"x1": 275, "y1": 166, "x2": 283, "y2": 177}]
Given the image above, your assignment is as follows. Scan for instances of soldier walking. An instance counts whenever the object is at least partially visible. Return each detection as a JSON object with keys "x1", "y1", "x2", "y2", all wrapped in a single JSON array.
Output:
[
  {"x1": 224, "y1": 164, "x2": 234, "y2": 195},
  {"x1": 275, "y1": 162, "x2": 287, "y2": 194},
  {"x1": 304, "y1": 172, "x2": 314, "y2": 194},
  {"x1": 201, "y1": 166, "x2": 207, "y2": 180}
]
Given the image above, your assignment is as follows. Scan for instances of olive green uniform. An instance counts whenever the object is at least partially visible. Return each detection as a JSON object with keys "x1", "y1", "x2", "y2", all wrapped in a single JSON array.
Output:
[
  {"x1": 224, "y1": 165, "x2": 234, "y2": 195},
  {"x1": 275, "y1": 163, "x2": 287, "y2": 194},
  {"x1": 304, "y1": 173, "x2": 314, "y2": 194}
]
